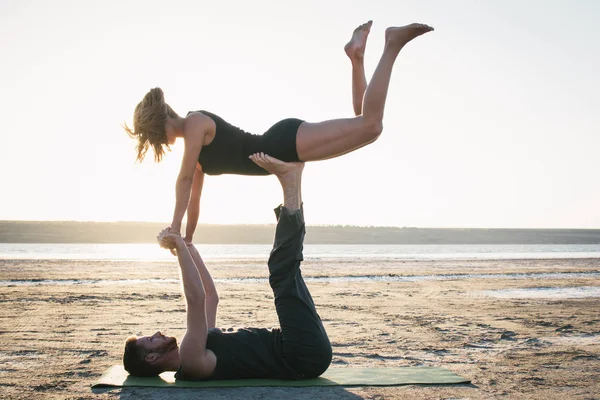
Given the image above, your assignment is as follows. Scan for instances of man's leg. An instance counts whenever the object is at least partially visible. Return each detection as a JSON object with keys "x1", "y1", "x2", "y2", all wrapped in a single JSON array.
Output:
[{"x1": 249, "y1": 153, "x2": 332, "y2": 378}]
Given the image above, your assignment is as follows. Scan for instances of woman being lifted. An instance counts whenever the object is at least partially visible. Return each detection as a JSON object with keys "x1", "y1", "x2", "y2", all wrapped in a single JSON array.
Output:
[{"x1": 124, "y1": 21, "x2": 433, "y2": 240}]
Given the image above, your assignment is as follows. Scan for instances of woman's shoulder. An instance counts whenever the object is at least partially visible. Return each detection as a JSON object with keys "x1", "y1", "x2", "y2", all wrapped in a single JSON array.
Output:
[
  {"x1": 186, "y1": 110, "x2": 217, "y2": 119},
  {"x1": 183, "y1": 111, "x2": 216, "y2": 141},
  {"x1": 185, "y1": 111, "x2": 216, "y2": 128}
]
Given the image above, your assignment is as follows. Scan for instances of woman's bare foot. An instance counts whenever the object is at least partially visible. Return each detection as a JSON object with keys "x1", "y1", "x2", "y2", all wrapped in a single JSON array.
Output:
[
  {"x1": 344, "y1": 20, "x2": 373, "y2": 60},
  {"x1": 249, "y1": 153, "x2": 304, "y2": 182},
  {"x1": 385, "y1": 23, "x2": 434, "y2": 50}
]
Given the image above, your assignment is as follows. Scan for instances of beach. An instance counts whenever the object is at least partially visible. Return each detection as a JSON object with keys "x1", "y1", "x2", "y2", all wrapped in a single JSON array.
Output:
[{"x1": 1, "y1": 257, "x2": 599, "y2": 399}]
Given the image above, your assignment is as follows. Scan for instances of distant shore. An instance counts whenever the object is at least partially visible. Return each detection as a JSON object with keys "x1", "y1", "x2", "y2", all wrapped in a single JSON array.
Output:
[{"x1": 1, "y1": 220, "x2": 600, "y2": 244}]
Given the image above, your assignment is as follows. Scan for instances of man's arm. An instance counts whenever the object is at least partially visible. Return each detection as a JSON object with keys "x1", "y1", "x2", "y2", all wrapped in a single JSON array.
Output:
[
  {"x1": 186, "y1": 243, "x2": 219, "y2": 329},
  {"x1": 160, "y1": 231, "x2": 217, "y2": 378}
]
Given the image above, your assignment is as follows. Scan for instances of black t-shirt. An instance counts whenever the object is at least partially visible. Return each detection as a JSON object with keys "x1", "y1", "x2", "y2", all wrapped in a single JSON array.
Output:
[{"x1": 175, "y1": 327, "x2": 300, "y2": 381}]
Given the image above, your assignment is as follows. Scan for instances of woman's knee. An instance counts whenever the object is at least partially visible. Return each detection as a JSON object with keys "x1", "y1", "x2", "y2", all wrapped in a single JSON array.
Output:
[{"x1": 360, "y1": 117, "x2": 383, "y2": 142}]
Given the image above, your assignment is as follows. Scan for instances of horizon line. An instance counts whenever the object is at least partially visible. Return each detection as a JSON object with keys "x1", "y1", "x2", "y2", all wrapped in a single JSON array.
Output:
[{"x1": 1, "y1": 220, "x2": 599, "y2": 231}]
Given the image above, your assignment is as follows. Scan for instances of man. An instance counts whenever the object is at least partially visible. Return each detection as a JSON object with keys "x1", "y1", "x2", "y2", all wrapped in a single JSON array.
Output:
[{"x1": 123, "y1": 153, "x2": 332, "y2": 380}]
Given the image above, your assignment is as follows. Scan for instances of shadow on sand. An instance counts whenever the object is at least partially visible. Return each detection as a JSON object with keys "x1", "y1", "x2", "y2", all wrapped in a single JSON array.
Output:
[
  {"x1": 92, "y1": 386, "x2": 365, "y2": 399},
  {"x1": 93, "y1": 383, "x2": 477, "y2": 399}
]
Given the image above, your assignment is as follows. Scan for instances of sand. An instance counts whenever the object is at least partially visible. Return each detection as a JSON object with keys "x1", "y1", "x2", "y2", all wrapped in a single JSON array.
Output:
[{"x1": 0, "y1": 257, "x2": 599, "y2": 399}]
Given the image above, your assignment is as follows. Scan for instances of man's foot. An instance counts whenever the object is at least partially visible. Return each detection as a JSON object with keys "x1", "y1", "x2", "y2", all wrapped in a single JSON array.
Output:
[
  {"x1": 250, "y1": 153, "x2": 303, "y2": 211},
  {"x1": 384, "y1": 23, "x2": 434, "y2": 50},
  {"x1": 344, "y1": 20, "x2": 372, "y2": 60},
  {"x1": 249, "y1": 153, "x2": 304, "y2": 183}
]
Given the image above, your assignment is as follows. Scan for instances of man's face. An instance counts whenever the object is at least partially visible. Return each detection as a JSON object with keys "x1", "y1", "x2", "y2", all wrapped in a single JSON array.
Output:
[{"x1": 137, "y1": 331, "x2": 178, "y2": 356}]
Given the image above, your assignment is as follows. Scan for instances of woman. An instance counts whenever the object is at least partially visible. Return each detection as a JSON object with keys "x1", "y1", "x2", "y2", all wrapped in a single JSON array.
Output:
[{"x1": 124, "y1": 22, "x2": 433, "y2": 242}]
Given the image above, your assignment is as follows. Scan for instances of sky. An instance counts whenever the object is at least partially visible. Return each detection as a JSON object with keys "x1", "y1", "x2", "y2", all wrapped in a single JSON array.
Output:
[{"x1": 1, "y1": 0, "x2": 599, "y2": 228}]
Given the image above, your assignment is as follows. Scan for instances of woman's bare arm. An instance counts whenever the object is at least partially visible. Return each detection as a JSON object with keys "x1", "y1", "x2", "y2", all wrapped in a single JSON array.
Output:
[
  {"x1": 184, "y1": 164, "x2": 205, "y2": 243},
  {"x1": 170, "y1": 114, "x2": 212, "y2": 234}
]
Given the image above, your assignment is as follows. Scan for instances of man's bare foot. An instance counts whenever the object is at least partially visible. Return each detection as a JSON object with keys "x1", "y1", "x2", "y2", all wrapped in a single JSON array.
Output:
[
  {"x1": 385, "y1": 23, "x2": 434, "y2": 50},
  {"x1": 250, "y1": 153, "x2": 303, "y2": 211},
  {"x1": 344, "y1": 20, "x2": 372, "y2": 60},
  {"x1": 249, "y1": 153, "x2": 304, "y2": 182}
]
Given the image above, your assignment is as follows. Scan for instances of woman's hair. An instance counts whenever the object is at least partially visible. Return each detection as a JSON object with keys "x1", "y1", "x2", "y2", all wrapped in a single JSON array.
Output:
[{"x1": 123, "y1": 87, "x2": 178, "y2": 163}]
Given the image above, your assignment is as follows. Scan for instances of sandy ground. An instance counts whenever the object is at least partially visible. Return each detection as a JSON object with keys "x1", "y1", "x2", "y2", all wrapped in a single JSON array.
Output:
[{"x1": 0, "y1": 257, "x2": 599, "y2": 399}]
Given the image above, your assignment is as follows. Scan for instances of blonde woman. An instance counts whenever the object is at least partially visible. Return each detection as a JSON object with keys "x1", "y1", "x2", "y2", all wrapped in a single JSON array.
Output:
[{"x1": 125, "y1": 22, "x2": 433, "y2": 241}]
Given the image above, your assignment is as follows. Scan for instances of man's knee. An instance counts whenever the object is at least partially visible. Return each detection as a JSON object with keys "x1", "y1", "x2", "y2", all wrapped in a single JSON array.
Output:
[
  {"x1": 302, "y1": 340, "x2": 332, "y2": 378},
  {"x1": 287, "y1": 331, "x2": 332, "y2": 378}
]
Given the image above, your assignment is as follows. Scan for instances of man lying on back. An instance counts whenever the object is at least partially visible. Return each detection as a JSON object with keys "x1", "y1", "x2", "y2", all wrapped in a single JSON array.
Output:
[{"x1": 122, "y1": 153, "x2": 332, "y2": 380}]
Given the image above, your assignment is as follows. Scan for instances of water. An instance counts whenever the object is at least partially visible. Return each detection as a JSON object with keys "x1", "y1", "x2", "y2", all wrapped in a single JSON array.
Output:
[
  {"x1": 2, "y1": 244, "x2": 598, "y2": 294},
  {"x1": 1, "y1": 243, "x2": 600, "y2": 262},
  {"x1": 478, "y1": 286, "x2": 600, "y2": 299},
  {"x1": 1, "y1": 271, "x2": 599, "y2": 287}
]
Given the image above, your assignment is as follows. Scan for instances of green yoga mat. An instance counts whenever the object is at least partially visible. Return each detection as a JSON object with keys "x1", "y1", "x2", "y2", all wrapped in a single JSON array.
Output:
[{"x1": 92, "y1": 365, "x2": 470, "y2": 388}]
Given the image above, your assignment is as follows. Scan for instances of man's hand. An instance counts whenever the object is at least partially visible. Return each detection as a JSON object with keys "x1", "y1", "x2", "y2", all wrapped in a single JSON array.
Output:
[{"x1": 158, "y1": 228, "x2": 183, "y2": 255}]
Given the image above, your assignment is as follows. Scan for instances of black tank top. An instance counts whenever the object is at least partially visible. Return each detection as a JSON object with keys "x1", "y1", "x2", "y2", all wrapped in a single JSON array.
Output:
[
  {"x1": 175, "y1": 327, "x2": 300, "y2": 381},
  {"x1": 190, "y1": 110, "x2": 270, "y2": 176}
]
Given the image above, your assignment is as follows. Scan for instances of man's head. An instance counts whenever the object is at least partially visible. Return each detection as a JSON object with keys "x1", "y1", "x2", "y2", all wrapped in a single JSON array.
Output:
[{"x1": 123, "y1": 331, "x2": 178, "y2": 377}]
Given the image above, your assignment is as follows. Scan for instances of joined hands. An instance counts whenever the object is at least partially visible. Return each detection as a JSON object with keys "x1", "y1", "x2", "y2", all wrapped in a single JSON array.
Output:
[
  {"x1": 157, "y1": 227, "x2": 195, "y2": 256},
  {"x1": 158, "y1": 227, "x2": 183, "y2": 255}
]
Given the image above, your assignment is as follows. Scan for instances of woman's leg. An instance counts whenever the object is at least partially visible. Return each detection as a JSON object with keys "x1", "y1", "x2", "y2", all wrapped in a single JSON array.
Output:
[
  {"x1": 344, "y1": 21, "x2": 371, "y2": 116},
  {"x1": 296, "y1": 23, "x2": 434, "y2": 162}
]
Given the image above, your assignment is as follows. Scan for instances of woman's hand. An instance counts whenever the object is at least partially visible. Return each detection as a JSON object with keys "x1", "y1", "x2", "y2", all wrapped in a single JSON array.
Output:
[{"x1": 168, "y1": 226, "x2": 181, "y2": 236}]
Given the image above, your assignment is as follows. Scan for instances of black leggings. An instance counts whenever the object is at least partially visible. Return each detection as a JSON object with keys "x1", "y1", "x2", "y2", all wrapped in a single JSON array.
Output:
[{"x1": 268, "y1": 205, "x2": 332, "y2": 378}]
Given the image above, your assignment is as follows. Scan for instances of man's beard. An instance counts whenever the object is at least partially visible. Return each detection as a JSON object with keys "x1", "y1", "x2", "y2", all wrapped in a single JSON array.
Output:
[{"x1": 157, "y1": 336, "x2": 177, "y2": 355}]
